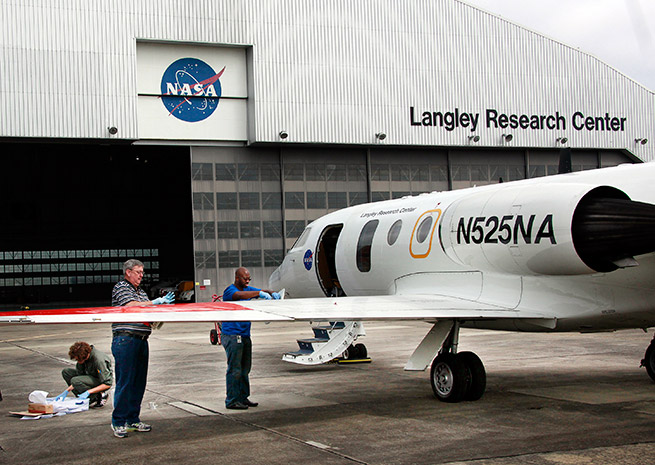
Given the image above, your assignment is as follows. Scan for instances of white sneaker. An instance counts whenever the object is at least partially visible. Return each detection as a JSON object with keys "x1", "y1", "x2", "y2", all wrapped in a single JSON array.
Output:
[
  {"x1": 112, "y1": 424, "x2": 129, "y2": 438},
  {"x1": 126, "y1": 421, "x2": 152, "y2": 432}
]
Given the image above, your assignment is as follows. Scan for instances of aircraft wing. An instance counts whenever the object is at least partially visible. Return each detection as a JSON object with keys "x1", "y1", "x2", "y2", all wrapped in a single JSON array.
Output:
[{"x1": 0, "y1": 294, "x2": 554, "y2": 326}]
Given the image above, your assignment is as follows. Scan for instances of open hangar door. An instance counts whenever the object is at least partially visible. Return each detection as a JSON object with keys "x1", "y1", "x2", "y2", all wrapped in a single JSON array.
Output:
[{"x1": 0, "y1": 142, "x2": 194, "y2": 309}]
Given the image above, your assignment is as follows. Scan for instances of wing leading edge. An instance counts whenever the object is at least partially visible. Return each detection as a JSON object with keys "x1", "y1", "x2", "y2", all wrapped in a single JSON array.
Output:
[{"x1": 0, "y1": 294, "x2": 555, "y2": 326}]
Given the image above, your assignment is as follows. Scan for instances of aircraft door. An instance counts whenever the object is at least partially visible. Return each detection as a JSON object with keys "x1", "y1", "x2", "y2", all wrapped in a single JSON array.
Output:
[
  {"x1": 410, "y1": 209, "x2": 442, "y2": 259},
  {"x1": 315, "y1": 224, "x2": 346, "y2": 297}
]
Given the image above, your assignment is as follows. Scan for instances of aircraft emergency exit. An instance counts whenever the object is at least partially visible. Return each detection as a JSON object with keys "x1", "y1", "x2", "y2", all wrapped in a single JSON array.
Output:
[{"x1": 2, "y1": 162, "x2": 655, "y2": 402}]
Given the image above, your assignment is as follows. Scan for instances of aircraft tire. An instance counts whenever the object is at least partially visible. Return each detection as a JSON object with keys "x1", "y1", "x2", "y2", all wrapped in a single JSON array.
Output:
[
  {"x1": 209, "y1": 329, "x2": 219, "y2": 345},
  {"x1": 354, "y1": 343, "x2": 367, "y2": 359},
  {"x1": 457, "y1": 351, "x2": 486, "y2": 401},
  {"x1": 430, "y1": 353, "x2": 468, "y2": 403},
  {"x1": 643, "y1": 341, "x2": 655, "y2": 382}
]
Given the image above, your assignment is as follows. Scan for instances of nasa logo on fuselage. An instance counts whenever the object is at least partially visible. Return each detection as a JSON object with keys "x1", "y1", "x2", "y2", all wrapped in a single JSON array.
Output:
[
  {"x1": 160, "y1": 58, "x2": 225, "y2": 122},
  {"x1": 303, "y1": 250, "x2": 313, "y2": 271}
]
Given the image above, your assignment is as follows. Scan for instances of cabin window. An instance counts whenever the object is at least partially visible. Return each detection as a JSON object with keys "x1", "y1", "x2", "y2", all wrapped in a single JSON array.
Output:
[
  {"x1": 416, "y1": 216, "x2": 433, "y2": 243},
  {"x1": 387, "y1": 220, "x2": 402, "y2": 246},
  {"x1": 356, "y1": 220, "x2": 379, "y2": 272}
]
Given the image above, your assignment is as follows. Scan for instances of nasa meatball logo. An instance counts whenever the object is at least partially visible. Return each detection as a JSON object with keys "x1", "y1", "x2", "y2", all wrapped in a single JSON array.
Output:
[
  {"x1": 303, "y1": 249, "x2": 313, "y2": 271},
  {"x1": 160, "y1": 58, "x2": 225, "y2": 122}
]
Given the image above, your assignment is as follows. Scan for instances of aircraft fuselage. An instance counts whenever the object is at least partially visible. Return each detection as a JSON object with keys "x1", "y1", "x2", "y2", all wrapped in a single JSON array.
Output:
[{"x1": 271, "y1": 163, "x2": 655, "y2": 333}]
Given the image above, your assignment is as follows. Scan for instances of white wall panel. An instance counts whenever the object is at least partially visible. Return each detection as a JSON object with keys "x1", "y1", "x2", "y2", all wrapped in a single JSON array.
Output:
[{"x1": 0, "y1": 0, "x2": 653, "y2": 159}]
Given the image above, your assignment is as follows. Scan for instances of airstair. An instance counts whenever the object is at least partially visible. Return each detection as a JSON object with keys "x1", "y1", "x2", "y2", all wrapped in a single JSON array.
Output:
[{"x1": 283, "y1": 321, "x2": 368, "y2": 365}]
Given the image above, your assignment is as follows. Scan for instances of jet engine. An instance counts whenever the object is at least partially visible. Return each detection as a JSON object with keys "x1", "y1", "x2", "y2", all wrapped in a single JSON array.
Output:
[{"x1": 440, "y1": 183, "x2": 655, "y2": 276}]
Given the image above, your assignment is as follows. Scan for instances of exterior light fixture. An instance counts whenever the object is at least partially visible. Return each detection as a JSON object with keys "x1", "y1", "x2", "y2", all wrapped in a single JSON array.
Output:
[
  {"x1": 502, "y1": 133, "x2": 513, "y2": 143},
  {"x1": 556, "y1": 137, "x2": 568, "y2": 144},
  {"x1": 635, "y1": 138, "x2": 648, "y2": 145},
  {"x1": 375, "y1": 132, "x2": 387, "y2": 141},
  {"x1": 279, "y1": 130, "x2": 289, "y2": 140},
  {"x1": 468, "y1": 135, "x2": 480, "y2": 143},
  {"x1": 108, "y1": 126, "x2": 118, "y2": 135}
]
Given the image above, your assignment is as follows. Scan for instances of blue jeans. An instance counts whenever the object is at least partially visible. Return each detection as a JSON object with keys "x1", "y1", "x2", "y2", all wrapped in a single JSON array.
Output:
[
  {"x1": 111, "y1": 334, "x2": 148, "y2": 426},
  {"x1": 222, "y1": 334, "x2": 252, "y2": 406}
]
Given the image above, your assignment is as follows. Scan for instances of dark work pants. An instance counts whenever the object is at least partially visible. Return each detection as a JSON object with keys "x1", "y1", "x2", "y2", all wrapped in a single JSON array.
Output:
[
  {"x1": 222, "y1": 334, "x2": 252, "y2": 407},
  {"x1": 62, "y1": 368, "x2": 102, "y2": 403}
]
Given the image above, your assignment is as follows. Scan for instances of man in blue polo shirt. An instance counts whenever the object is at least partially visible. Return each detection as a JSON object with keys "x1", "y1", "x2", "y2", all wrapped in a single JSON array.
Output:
[{"x1": 221, "y1": 267, "x2": 280, "y2": 409}]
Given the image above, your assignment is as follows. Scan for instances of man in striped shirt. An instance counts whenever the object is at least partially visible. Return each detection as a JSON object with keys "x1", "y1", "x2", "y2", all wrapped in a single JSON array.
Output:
[{"x1": 110, "y1": 259, "x2": 174, "y2": 438}]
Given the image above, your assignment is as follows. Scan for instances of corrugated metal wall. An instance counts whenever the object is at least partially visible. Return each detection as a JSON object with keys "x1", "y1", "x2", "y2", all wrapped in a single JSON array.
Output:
[
  {"x1": 1, "y1": 0, "x2": 653, "y2": 158},
  {"x1": 0, "y1": 0, "x2": 138, "y2": 139}
]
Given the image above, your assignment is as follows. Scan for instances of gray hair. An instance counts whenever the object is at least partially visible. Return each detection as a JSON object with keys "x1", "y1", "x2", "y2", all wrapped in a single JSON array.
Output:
[{"x1": 123, "y1": 259, "x2": 144, "y2": 275}]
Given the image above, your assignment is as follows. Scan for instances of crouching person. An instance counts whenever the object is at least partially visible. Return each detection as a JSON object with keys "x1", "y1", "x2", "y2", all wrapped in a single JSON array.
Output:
[{"x1": 55, "y1": 341, "x2": 113, "y2": 408}]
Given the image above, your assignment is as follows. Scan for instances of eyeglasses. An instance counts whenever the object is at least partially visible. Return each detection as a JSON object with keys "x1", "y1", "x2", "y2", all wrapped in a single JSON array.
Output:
[{"x1": 129, "y1": 269, "x2": 145, "y2": 276}]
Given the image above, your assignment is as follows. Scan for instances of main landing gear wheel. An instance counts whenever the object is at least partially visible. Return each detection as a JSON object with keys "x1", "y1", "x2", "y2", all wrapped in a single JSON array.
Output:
[
  {"x1": 430, "y1": 353, "x2": 468, "y2": 402},
  {"x1": 209, "y1": 329, "x2": 219, "y2": 345},
  {"x1": 458, "y1": 351, "x2": 486, "y2": 401},
  {"x1": 642, "y1": 341, "x2": 655, "y2": 382},
  {"x1": 430, "y1": 352, "x2": 487, "y2": 402}
]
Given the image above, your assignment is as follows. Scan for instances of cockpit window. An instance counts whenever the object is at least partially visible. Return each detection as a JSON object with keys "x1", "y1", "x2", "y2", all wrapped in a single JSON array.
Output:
[
  {"x1": 416, "y1": 217, "x2": 433, "y2": 244},
  {"x1": 356, "y1": 220, "x2": 379, "y2": 272},
  {"x1": 290, "y1": 227, "x2": 311, "y2": 250},
  {"x1": 387, "y1": 219, "x2": 402, "y2": 246}
]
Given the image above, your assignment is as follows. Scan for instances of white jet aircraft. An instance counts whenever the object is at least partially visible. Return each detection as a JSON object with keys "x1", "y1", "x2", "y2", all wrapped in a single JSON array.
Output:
[{"x1": 2, "y1": 162, "x2": 655, "y2": 402}]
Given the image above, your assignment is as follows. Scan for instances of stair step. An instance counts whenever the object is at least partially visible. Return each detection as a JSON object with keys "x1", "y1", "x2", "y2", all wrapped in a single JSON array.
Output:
[
  {"x1": 298, "y1": 338, "x2": 329, "y2": 352},
  {"x1": 313, "y1": 322, "x2": 346, "y2": 330},
  {"x1": 298, "y1": 338, "x2": 329, "y2": 344},
  {"x1": 312, "y1": 328, "x2": 329, "y2": 339},
  {"x1": 284, "y1": 349, "x2": 314, "y2": 356}
]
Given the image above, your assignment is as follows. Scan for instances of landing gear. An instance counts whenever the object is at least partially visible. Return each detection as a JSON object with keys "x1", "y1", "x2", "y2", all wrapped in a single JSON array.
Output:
[
  {"x1": 430, "y1": 351, "x2": 486, "y2": 402},
  {"x1": 458, "y1": 351, "x2": 486, "y2": 401},
  {"x1": 430, "y1": 353, "x2": 468, "y2": 402},
  {"x1": 429, "y1": 322, "x2": 487, "y2": 402},
  {"x1": 641, "y1": 338, "x2": 655, "y2": 382}
]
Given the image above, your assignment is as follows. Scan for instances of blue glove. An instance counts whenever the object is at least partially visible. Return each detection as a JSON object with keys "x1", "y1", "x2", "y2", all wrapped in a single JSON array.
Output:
[
  {"x1": 78, "y1": 391, "x2": 90, "y2": 400},
  {"x1": 259, "y1": 291, "x2": 272, "y2": 300},
  {"x1": 152, "y1": 291, "x2": 175, "y2": 305},
  {"x1": 271, "y1": 292, "x2": 281, "y2": 300},
  {"x1": 54, "y1": 390, "x2": 69, "y2": 402}
]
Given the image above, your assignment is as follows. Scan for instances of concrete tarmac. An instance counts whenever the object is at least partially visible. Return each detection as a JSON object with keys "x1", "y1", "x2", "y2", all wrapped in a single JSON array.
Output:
[{"x1": 1, "y1": 321, "x2": 655, "y2": 464}]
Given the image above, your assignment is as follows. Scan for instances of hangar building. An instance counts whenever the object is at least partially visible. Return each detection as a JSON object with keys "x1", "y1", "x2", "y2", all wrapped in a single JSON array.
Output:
[{"x1": 1, "y1": 0, "x2": 653, "y2": 306}]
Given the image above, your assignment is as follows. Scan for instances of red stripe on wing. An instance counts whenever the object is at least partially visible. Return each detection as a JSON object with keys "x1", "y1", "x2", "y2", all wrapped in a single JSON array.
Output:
[{"x1": 0, "y1": 301, "x2": 250, "y2": 317}]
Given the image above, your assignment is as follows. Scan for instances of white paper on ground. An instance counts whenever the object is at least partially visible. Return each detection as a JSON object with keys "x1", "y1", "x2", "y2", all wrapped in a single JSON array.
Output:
[{"x1": 20, "y1": 391, "x2": 89, "y2": 419}]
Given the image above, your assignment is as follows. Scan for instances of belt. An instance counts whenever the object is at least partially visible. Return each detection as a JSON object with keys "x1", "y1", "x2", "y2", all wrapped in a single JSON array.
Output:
[{"x1": 113, "y1": 331, "x2": 149, "y2": 340}]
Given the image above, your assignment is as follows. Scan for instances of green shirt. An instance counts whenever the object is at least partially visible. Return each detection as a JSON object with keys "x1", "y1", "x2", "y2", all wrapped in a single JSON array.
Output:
[{"x1": 77, "y1": 346, "x2": 114, "y2": 386}]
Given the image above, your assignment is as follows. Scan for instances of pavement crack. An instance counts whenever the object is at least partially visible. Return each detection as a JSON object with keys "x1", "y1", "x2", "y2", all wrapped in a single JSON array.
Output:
[
  {"x1": 183, "y1": 400, "x2": 370, "y2": 465},
  {"x1": 2, "y1": 341, "x2": 73, "y2": 365},
  {"x1": 146, "y1": 389, "x2": 368, "y2": 464}
]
